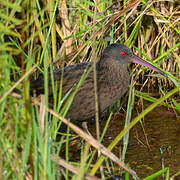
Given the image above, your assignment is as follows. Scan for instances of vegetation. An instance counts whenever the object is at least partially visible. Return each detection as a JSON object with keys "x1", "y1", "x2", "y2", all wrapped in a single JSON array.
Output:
[{"x1": 0, "y1": 0, "x2": 179, "y2": 179}]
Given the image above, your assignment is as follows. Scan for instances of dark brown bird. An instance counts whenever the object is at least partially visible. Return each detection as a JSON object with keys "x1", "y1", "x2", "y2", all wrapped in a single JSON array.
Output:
[{"x1": 30, "y1": 43, "x2": 166, "y2": 121}]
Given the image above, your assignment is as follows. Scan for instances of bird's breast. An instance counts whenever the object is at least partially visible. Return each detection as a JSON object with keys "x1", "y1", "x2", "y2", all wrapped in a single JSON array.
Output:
[{"x1": 97, "y1": 65, "x2": 130, "y2": 112}]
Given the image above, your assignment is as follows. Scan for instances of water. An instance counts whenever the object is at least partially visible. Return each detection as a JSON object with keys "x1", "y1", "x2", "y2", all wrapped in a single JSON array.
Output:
[
  {"x1": 100, "y1": 106, "x2": 180, "y2": 179},
  {"x1": 65, "y1": 106, "x2": 180, "y2": 179}
]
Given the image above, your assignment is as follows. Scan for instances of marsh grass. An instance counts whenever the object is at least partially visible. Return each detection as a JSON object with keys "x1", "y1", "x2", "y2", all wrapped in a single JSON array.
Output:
[{"x1": 0, "y1": 0, "x2": 180, "y2": 179}]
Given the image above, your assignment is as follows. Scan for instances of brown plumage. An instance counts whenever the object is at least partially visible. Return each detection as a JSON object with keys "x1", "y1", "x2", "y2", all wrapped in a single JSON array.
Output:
[{"x1": 30, "y1": 43, "x2": 165, "y2": 121}]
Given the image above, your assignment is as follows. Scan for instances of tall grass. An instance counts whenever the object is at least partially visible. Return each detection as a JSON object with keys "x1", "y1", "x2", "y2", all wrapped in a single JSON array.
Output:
[{"x1": 0, "y1": 0, "x2": 179, "y2": 179}]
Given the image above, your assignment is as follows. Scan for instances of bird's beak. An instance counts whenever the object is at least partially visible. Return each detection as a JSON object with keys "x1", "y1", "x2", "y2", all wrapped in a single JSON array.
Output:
[{"x1": 131, "y1": 54, "x2": 167, "y2": 77}]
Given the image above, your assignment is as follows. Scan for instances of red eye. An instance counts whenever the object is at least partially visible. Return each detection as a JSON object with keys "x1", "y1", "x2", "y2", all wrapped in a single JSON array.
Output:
[{"x1": 122, "y1": 51, "x2": 126, "y2": 56}]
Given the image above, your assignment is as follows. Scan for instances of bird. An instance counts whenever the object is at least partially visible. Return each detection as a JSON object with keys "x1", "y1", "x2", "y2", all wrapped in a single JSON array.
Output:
[{"x1": 30, "y1": 43, "x2": 166, "y2": 122}]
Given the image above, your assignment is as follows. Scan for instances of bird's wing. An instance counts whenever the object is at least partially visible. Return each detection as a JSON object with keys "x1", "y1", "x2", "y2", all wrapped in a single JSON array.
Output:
[{"x1": 30, "y1": 62, "x2": 92, "y2": 96}]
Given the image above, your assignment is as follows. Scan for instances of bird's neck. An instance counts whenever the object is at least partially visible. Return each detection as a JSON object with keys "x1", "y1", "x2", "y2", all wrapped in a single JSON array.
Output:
[
  {"x1": 96, "y1": 56, "x2": 130, "y2": 103},
  {"x1": 97, "y1": 56, "x2": 129, "y2": 86}
]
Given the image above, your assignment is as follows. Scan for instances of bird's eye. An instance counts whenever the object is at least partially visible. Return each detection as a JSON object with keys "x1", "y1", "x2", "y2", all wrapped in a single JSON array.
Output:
[{"x1": 122, "y1": 51, "x2": 126, "y2": 56}]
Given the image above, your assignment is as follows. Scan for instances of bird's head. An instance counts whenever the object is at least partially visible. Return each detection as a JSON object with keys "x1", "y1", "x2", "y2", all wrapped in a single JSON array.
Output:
[{"x1": 101, "y1": 43, "x2": 166, "y2": 77}]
